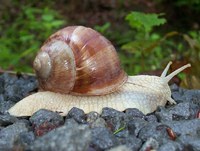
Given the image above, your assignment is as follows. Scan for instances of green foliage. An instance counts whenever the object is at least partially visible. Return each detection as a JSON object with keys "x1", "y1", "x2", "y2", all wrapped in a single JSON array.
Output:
[
  {"x1": 125, "y1": 11, "x2": 166, "y2": 34},
  {"x1": 121, "y1": 11, "x2": 169, "y2": 74},
  {"x1": 0, "y1": 5, "x2": 65, "y2": 72},
  {"x1": 94, "y1": 22, "x2": 111, "y2": 35}
]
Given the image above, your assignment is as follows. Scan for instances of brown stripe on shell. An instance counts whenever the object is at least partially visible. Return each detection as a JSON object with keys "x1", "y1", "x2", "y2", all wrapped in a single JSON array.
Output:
[
  {"x1": 68, "y1": 26, "x2": 127, "y2": 95},
  {"x1": 36, "y1": 26, "x2": 127, "y2": 95}
]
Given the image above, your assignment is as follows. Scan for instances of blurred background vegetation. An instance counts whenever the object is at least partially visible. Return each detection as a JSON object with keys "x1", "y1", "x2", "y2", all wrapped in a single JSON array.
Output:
[{"x1": 0, "y1": 0, "x2": 200, "y2": 88}]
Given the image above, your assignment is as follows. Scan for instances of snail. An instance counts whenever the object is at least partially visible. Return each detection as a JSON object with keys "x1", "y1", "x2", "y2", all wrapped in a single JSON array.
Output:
[{"x1": 8, "y1": 26, "x2": 191, "y2": 117}]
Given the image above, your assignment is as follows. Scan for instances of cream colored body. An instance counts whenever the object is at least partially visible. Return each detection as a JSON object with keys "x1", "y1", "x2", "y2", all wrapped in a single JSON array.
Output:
[
  {"x1": 8, "y1": 62, "x2": 190, "y2": 117},
  {"x1": 9, "y1": 76, "x2": 172, "y2": 116}
]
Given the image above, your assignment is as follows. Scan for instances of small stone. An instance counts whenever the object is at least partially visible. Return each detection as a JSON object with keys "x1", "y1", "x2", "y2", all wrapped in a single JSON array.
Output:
[
  {"x1": 91, "y1": 118, "x2": 107, "y2": 128},
  {"x1": 145, "y1": 114, "x2": 158, "y2": 123},
  {"x1": 163, "y1": 119, "x2": 200, "y2": 136},
  {"x1": 128, "y1": 118, "x2": 148, "y2": 136},
  {"x1": 158, "y1": 141, "x2": 183, "y2": 151},
  {"x1": 67, "y1": 107, "x2": 86, "y2": 123},
  {"x1": 138, "y1": 123, "x2": 170, "y2": 142},
  {"x1": 86, "y1": 111, "x2": 100, "y2": 123},
  {"x1": 183, "y1": 90, "x2": 200, "y2": 107},
  {"x1": 13, "y1": 131, "x2": 35, "y2": 149},
  {"x1": 91, "y1": 127, "x2": 119, "y2": 150},
  {"x1": 140, "y1": 137, "x2": 159, "y2": 151},
  {"x1": 119, "y1": 136, "x2": 142, "y2": 151},
  {"x1": 107, "y1": 145, "x2": 132, "y2": 151},
  {"x1": 0, "y1": 76, "x2": 4, "y2": 94},
  {"x1": 178, "y1": 135, "x2": 200, "y2": 151},
  {"x1": 101, "y1": 107, "x2": 125, "y2": 120},
  {"x1": 0, "y1": 122, "x2": 29, "y2": 150},
  {"x1": 30, "y1": 109, "x2": 64, "y2": 136},
  {"x1": 125, "y1": 108, "x2": 145, "y2": 120},
  {"x1": 0, "y1": 113, "x2": 18, "y2": 126},
  {"x1": 64, "y1": 118, "x2": 79, "y2": 127},
  {"x1": 156, "y1": 102, "x2": 199, "y2": 121},
  {"x1": 30, "y1": 124, "x2": 91, "y2": 151}
]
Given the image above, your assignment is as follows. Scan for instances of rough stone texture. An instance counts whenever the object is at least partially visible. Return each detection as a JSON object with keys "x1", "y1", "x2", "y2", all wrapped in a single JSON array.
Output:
[
  {"x1": 163, "y1": 119, "x2": 200, "y2": 136},
  {"x1": 138, "y1": 123, "x2": 170, "y2": 143},
  {"x1": 90, "y1": 117, "x2": 107, "y2": 128},
  {"x1": 124, "y1": 108, "x2": 145, "y2": 120},
  {"x1": 0, "y1": 113, "x2": 18, "y2": 126},
  {"x1": 0, "y1": 122, "x2": 29, "y2": 150},
  {"x1": 119, "y1": 136, "x2": 142, "y2": 151},
  {"x1": 30, "y1": 124, "x2": 91, "y2": 151},
  {"x1": 158, "y1": 141, "x2": 183, "y2": 151},
  {"x1": 86, "y1": 111, "x2": 100, "y2": 123},
  {"x1": 107, "y1": 145, "x2": 132, "y2": 151},
  {"x1": 178, "y1": 135, "x2": 200, "y2": 151},
  {"x1": 140, "y1": 137, "x2": 159, "y2": 151},
  {"x1": 0, "y1": 73, "x2": 200, "y2": 151},
  {"x1": 156, "y1": 102, "x2": 199, "y2": 121},
  {"x1": 128, "y1": 118, "x2": 148, "y2": 136},
  {"x1": 91, "y1": 127, "x2": 119, "y2": 150},
  {"x1": 30, "y1": 109, "x2": 64, "y2": 136},
  {"x1": 67, "y1": 107, "x2": 86, "y2": 124},
  {"x1": 101, "y1": 107, "x2": 125, "y2": 120}
]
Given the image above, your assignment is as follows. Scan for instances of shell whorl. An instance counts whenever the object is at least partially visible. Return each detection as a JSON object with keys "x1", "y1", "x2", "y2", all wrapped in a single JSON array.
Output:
[{"x1": 33, "y1": 26, "x2": 127, "y2": 95}]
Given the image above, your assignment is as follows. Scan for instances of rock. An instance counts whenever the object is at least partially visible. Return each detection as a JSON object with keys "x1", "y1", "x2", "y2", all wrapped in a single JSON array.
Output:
[
  {"x1": 67, "y1": 107, "x2": 86, "y2": 124},
  {"x1": 124, "y1": 108, "x2": 145, "y2": 120},
  {"x1": 156, "y1": 102, "x2": 199, "y2": 121},
  {"x1": 101, "y1": 108, "x2": 127, "y2": 133},
  {"x1": 64, "y1": 118, "x2": 79, "y2": 127},
  {"x1": 138, "y1": 123, "x2": 170, "y2": 142},
  {"x1": 86, "y1": 111, "x2": 100, "y2": 123},
  {"x1": 145, "y1": 114, "x2": 158, "y2": 123},
  {"x1": 13, "y1": 131, "x2": 35, "y2": 149},
  {"x1": 107, "y1": 145, "x2": 132, "y2": 151},
  {"x1": 0, "y1": 76, "x2": 4, "y2": 94},
  {"x1": 90, "y1": 118, "x2": 107, "y2": 128},
  {"x1": 158, "y1": 140, "x2": 183, "y2": 151},
  {"x1": 0, "y1": 113, "x2": 18, "y2": 126},
  {"x1": 178, "y1": 135, "x2": 200, "y2": 151},
  {"x1": 30, "y1": 124, "x2": 91, "y2": 151},
  {"x1": 119, "y1": 136, "x2": 142, "y2": 151},
  {"x1": 163, "y1": 119, "x2": 200, "y2": 136},
  {"x1": 128, "y1": 118, "x2": 148, "y2": 136},
  {"x1": 101, "y1": 107, "x2": 125, "y2": 120},
  {"x1": 0, "y1": 122, "x2": 29, "y2": 150},
  {"x1": 140, "y1": 137, "x2": 159, "y2": 151},
  {"x1": 30, "y1": 109, "x2": 64, "y2": 136},
  {"x1": 91, "y1": 127, "x2": 119, "y2": 150}
]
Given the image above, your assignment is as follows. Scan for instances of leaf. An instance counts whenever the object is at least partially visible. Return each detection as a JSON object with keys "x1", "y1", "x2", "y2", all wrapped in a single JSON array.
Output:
[{"x1": 125, "y1": 11, "x2": 166, "y2": 32}]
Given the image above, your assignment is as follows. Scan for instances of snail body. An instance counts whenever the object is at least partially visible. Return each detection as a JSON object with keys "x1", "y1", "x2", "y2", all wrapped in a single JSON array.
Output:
[{"x1": 8, "y1": 26, "x2": 191, "y2": 117}]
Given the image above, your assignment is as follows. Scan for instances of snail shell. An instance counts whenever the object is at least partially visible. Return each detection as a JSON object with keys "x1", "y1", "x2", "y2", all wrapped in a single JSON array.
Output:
[{"x1": 33, "y1": 26, "x2": 127, "y2": 95}]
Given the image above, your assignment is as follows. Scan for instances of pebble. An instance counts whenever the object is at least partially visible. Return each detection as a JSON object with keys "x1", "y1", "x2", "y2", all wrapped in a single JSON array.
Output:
[
  {"x1": 138, "y1": 123, "x2": 170, "y2": 142},
  {"x1": 124, "y1": 108, "x2": 145, "y2": 120},
  {"x1": 128, "y1": 118, "x2": 148, "y2": 136},
  {"x1": 30, "y1": 124, "x2": 91, "y2": 151},
  {"x1": 67, "y1": 107, "x2": 86, "y2": 124},
  {"x1": 0, "y1": 113, "x2": 18, "y2": 127},
  {"x1": 30, "y1": 109, "x2": 64, "y2": 136},
  {"x1": 107, "y1": 145, "x2": 132, "y2": 151},
  {"x1": 140, "y1": 137, "x2": 159, "y2": 151},
  {"x1": 178, "y1": 135, "x2": 200, "y2": 151},
  {"x1": 91, "y1": 127, "x2": 119, "y2": 150},
  {"x1": 0, "y1": 73, "x2": 200, "y2": 151},
  {"x1": 119, "y1": 136, "x2": 142, "y2": 150},
  {"x1": 163, "y1": 119, "x2": 200, "y2": 136},
  {"x1": 156, "y1": 102, "x2": 199, "y2": 121},
  {"x1": 0, "y1": 122, "x2": 29, "y2": 150}
]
